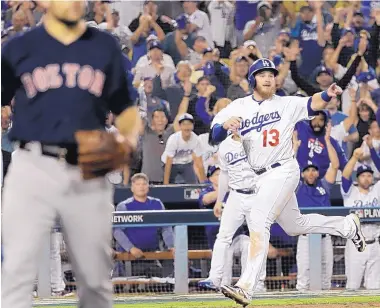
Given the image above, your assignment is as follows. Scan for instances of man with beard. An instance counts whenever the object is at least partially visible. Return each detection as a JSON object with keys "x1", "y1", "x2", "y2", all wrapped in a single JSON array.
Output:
[
  {"x1": 210, "y1": 58, "x2": 365, "y2": 306},
  {"x1": 294, "y1": 110, "x2": 348, "y2": 178},
  {"x1": 341, "y1": 149, "x2": 380, "y2": 290}
]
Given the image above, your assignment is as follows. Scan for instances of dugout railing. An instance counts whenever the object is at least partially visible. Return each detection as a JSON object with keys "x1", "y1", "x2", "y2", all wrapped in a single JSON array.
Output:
[{"x1": 37, "y1": 207, "x2": 380, "y2": 297}]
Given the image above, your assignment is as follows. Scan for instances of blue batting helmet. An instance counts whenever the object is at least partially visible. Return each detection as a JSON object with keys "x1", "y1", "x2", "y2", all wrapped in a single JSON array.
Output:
[{"x1": 248, "y1": 58, "x2": 278, "y2": 88}]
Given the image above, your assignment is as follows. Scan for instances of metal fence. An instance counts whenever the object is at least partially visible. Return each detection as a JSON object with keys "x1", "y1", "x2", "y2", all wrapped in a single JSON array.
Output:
[{"x1": 37, "y1": 207, "x2": 380, "y2": 297}]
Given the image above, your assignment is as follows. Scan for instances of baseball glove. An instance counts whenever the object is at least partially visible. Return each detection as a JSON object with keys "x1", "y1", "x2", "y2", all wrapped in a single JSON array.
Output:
[{"x1": 75, "y1": 130, "x2": 134, "y2": 180}]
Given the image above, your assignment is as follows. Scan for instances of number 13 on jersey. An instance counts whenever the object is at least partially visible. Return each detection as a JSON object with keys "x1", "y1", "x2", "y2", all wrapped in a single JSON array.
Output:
[{"x1": 263, "y1": 129, "x2": 279, "y2": 147}]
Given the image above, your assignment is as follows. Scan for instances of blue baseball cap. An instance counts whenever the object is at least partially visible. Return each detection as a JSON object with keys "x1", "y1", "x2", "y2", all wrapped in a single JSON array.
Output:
[
  {"x1": 302, "y1": 163, "x2": 319, "y2": 172},
  {"x1": 316, "y1": 66, "x2": 333, "y2": 77},
  {"x1": 207, "y1": 165, "x2": 220, "y2": 178},
  {"x1": 175, "y1": 14, "x2": 188, "y2": 30},
  {"x1": 356, "y1": 165, "x2": 373, "y2": 177},
  {"x1": 148, "y1": 40, "x2": 162, "y2": 51}
]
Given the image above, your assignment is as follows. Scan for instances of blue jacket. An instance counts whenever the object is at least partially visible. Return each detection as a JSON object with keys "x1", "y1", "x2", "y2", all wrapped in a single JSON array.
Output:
[{"x1": 113, "y1": 197, "x2": 174, "y2": 252}]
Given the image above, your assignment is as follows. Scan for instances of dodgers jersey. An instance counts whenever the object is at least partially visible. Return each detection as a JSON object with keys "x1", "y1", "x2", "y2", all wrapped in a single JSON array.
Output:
[
  {"x1": 212, "y1": 94, "x2": 314, "y2": 169},
  {"x1": 341, "y1": 181, "x2": 380, "y2": 241},
  {"x1": 218, "y1": 135, "x2": 255, "y2": 190}
]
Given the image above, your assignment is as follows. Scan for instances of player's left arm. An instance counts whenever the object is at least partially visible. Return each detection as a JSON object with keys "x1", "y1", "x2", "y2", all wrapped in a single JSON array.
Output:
[
  {"x1": 1, "y1": 43, "x2": 20, "y2": 106},
  {"x1": 210, "y1": 101, "x2": 242, "y2": 145},
  {"x1": 324, "y1": 123, "x2": 340, "y2": 184},
  {"x1": 105, "y1": 38, "x2": 141, "y2": 149},
  {"x1": 310, "y1": 83, "x2": 343, "y2": 112}
]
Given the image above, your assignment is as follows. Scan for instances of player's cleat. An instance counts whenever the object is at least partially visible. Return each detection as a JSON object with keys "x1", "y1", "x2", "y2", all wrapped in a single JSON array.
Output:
[
  {"x1": 198, "y1": 278, "x2": 219, "y2": 291},
  {"x1": 51, "y1": 290, "x2": 74, "y2": 297},
  {"x1": 349, "y1": 213, "x2": 366, "y2": 252},
  {"x1": 221, "y1": 285, "x2": 251, "y2": 307}
]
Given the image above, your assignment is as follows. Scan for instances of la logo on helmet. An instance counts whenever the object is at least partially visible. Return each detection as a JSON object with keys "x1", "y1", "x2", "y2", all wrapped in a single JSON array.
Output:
[{"x1": 262, "y1": 60, "x2": 271, "y2": 67}]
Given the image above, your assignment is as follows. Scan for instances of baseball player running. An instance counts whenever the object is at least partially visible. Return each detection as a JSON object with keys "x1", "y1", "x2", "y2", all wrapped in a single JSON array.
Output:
[
  {"x1": 210, "y1": 58, "x2": 366, "y2": 307},
  {"x1": 199, "y1": 132, "x2": 267, "y2": 292},
  {"x1": 341, "y1": 148, "x2": 380, "y2": 290},
  {"x1": 1, "y1": 1, "x2": 140, "y2": 308}
]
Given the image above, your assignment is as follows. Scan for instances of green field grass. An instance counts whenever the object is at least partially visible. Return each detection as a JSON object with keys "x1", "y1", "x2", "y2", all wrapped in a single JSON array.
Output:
[{"x1": 35, "y1": 295, "x2": 380, "y2": 308}]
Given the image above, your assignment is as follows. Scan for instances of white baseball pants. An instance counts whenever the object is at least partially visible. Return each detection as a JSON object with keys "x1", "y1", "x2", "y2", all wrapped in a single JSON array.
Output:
[
  {"x1": 235, "y1": 159, "x2": 357, "y2": 295},
  {"x1": 2, "y1": 145, "x2": 114, "y2": 308},
  {"x1": 296, "y1": 235, "x2": 333, "y2": 291},
  {"x1": 208, "y1": 190, "x2": 266, "y2": 290},
  {"x1": 345, "y1": 240, "x2": 380, "y2": 290},
  {"x1": 50, "y1": 231, "x2": 65, "y2": 293}
]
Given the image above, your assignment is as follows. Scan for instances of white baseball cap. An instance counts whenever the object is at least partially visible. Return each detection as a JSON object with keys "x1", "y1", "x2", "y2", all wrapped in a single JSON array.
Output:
[
  {"x1": 244, "y1": 40, "x2": 257, "y2": 48},
  {"x1": 178, "y1": 113, "x2": 194, "y2": 124}
]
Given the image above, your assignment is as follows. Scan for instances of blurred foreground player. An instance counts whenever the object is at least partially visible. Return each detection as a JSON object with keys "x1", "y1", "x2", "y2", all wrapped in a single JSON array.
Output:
[{"x1": 1, "y1": 1, "x2": 141, "y2": 308}]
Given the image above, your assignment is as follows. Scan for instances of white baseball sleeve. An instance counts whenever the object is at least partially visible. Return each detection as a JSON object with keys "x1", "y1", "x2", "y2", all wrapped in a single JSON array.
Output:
[{"x1": 288, "y1": 96, "x2": 315, "y2": 123}]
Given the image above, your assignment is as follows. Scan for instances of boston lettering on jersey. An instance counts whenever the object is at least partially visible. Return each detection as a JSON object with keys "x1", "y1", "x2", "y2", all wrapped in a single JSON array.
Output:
[
  {"x1": 225, "y1": 149, "x2": 248, "y2": 165},
  {"x1": 21, "y1": 63, "x2": 105, "y2": 98},
  {"x1": 240, "y1": 111, "x2": 281, "y2": 136}
]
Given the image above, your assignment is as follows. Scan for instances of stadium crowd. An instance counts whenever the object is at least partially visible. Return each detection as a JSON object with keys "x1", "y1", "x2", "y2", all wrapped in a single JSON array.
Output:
[{"x1": 1, "y1": 0, "x2": 380, "y2": 296}]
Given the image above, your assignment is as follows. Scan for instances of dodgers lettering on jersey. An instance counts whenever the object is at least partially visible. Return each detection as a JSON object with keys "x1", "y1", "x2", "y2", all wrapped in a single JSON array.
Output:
[
  {"x1": 218, "y1": 135, "x2": 255, "y2": 190},
  {"x1": 293, "y1": 21, "x2": 323, "y2": 76},
  {"x1": 212, "y1": 94, "x2": 313, "y2": 169},
  {"x1": 342, "y1": 181, "x2": 380, "y2": 241}
]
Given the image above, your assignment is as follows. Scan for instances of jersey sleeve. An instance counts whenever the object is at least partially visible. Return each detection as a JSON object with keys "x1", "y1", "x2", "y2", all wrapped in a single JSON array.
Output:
[
  {"x1": 370, "y1": 147, "x2": 380, "y2": 172},
  {"x1": 105, "y1": 38, "x2": 134, "y2": 115},
  {"x1": 1, "y1": 41, "x2": 20, "y2": 106},
  {"x1": 289, "y1": 96, "x2": 316, "y2": 124},
  {"x1": 163, "y1": 134, "x2": 177, "y2": 158},
  {"x1": 341, "y1": 177, "x2": 353, "y2": 196},
  {"x1": 321, "y1": 177, "x2": 333, "y2": 193},
  {"x1": 190, "y1": 11, "x2": 205, "y2": 29},
  {"x1": 193, "y1": 137, "x2": 203, "y2": 157},
  {"x1": 332, "y1": 138, "x2": 348, "y2": 172}
]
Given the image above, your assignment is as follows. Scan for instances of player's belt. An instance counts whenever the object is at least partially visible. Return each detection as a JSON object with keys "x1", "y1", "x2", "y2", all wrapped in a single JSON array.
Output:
[
  {"x1": 302, "y1": 234, "x2": 327, "y2": 238},
  {"x1": 253, "y1": 162, "x2": 281, "y2": 175},
  {"x1": 234, "y1": 189, "x2": 255, "y2": 195},
  {"x1": 19, "y1": 141, "x2": 78, "y2": 165},
  {"x1": 365, "y1": 239, "x2": 377, "y2": 245}
]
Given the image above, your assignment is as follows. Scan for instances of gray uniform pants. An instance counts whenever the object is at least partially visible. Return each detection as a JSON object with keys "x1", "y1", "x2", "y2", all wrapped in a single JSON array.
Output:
[
  {"x1": 1, "y1": 144, "x2": 114, "y2": 308},
  {"x1": 169, "y1": 162, "x2": 197, "y2": 184}
]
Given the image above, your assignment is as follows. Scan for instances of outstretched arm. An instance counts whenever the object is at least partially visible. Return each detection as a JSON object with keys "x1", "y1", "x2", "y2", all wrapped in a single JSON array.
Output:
[{"x1": 310, "y1": 83, "x2": 343, "y2": 112}]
